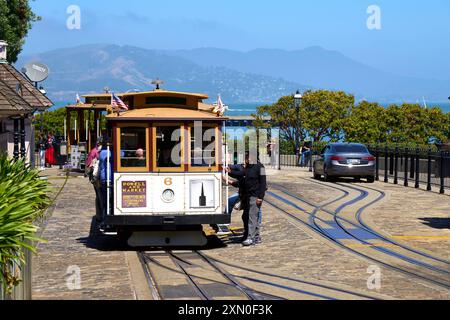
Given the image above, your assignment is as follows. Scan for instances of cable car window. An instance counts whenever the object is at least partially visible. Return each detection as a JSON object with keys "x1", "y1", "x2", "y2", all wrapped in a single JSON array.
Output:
[
  {"x1": 156, "y1": 126, "x2": 182, "y2": 168},
  {"x1": 120, "y1": 127, "x2": 147, "y2": 168},
  {"x1": 190, "y1": 126, "x2": 216, "y2": 167}
]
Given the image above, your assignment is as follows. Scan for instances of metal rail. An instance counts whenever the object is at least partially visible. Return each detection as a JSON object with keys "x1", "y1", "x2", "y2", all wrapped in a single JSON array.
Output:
[{"x1": 266, "y1": 183, "x2": 450, "y2": 291}]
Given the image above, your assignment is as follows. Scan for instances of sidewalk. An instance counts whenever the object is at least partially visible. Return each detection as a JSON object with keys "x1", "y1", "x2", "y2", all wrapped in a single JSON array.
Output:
[{"x1": 32, "y1": 174, "x2": 137, "y2": 300}]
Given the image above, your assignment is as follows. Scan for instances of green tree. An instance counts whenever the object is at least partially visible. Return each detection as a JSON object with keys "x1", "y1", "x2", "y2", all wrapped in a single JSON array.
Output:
[
  {"x1": 425, "y1": 106, "x2": 449, "y2": 144},
  {"x1": 343, "y1": 101, "x2": 387, "y2": 144},
  {"x1": 33, "y1": 107, "x2": 67, "y2": 137},
  {"x1": 301, "y1": 90, "x2": 354, "y2": 142},
  {"x1": 254, "y1": 95, "x2": 306, "y2": 145},
  {"x1": 384, "y1": 104, "x2": 407, "y2": 143},
  {"x1": 0, "y1": 0, "x2": 40, "y2": 63}
]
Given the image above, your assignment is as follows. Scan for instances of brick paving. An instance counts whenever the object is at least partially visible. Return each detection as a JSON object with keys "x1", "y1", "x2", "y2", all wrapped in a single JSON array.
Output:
[
  {"x1": 32, "y1": 174, "x2": 135, "y2": 300},
  {"x1": 31, "y1": 168, "x2": 450, "y2": 300},
  {"x1": 362, "y1": 182, "x2": 450, "y2": 260},
  {"x1": 205, "y1": 169, "x2": 450, "y2": 300}
]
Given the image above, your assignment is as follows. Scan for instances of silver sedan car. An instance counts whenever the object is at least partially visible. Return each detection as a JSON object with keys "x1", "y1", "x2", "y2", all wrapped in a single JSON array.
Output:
[{"x1": 313, "y1": 143, "x2": 376, "y2": 183}]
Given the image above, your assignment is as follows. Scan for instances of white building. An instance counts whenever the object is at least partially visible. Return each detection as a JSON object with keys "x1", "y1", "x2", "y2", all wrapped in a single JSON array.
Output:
[{"x1": 0, "y1": 41, "x2": 53, "y2": 163}]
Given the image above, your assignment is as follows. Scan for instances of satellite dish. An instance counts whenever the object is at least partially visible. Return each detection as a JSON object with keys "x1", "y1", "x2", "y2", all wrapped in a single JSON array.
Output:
[{"x1": 23, "y1": 62, "x2": 49, "y2": 83}]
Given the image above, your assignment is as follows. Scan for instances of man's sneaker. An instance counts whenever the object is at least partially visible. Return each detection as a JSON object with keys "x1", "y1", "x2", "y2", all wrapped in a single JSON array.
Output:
[
  {"x1": 216, "y1": 225, "x2": 232, "y2": 236},
  {"x1": 242, "y1": 238, "x2": 254, "y2": 246},
  {"x1": 254, "y1": 236, "x2": 262, "y2": 245}
]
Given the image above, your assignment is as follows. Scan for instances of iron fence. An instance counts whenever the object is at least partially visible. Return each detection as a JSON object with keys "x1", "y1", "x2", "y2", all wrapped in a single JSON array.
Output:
[
  {"x1": 369, "y1": 146, "x2": 450, "y2": 194},
  {"x1": 275, "y1": 146, "x2": 450, "y2": 194}
]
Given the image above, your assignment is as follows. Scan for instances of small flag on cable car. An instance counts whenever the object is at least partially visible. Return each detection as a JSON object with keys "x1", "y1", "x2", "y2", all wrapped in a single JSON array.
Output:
[
  {"x1": 111, "y1": 93, "x2": 129, "y2": 111},
  {"x1": 76, "y1": 93, "x2": 81, "y2": 104},
  {"x1": 213, "y1": 94, "x2": 228, "y2": 116}
]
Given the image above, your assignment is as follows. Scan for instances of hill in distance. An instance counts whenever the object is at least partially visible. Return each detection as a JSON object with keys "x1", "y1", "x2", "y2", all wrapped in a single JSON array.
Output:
[
  {"x1": 17, "y1": 44, "x2": 309, "y2": 104},
  {"x1": 169, "y1": 46, "x2": 450, "y2": 103},
  {"x1": 17, "y1": 44, "x2": 450, "y2": 104}
]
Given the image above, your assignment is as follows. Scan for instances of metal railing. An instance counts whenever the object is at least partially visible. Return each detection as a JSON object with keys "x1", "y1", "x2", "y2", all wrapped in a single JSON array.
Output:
[
  {"x1": 275, "y1": 146, "x2": 450, "y2": 194},
  {"x1": 0, "y1": 248, "x2": 32, "y2": 300},
  {"x1": 369, "y1": 146, "x2": 450, "y2": 194}
]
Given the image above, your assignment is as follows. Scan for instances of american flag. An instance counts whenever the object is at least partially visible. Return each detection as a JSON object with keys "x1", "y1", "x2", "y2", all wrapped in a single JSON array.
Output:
[
  {"x1": 213, "y1": 94, "x2": 227, "y2": 116},
  {"x1": 111, "y1": 93, "x2": 129, "y2": 111}
]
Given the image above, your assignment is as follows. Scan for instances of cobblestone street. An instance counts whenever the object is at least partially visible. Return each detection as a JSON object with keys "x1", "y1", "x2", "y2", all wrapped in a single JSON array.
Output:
[
  {"x1": 32, "y1": 173, "x2": 135, "y2": 300},
  {"x1": 32, "y1": 168, "x2": 450, "y2": 300}
]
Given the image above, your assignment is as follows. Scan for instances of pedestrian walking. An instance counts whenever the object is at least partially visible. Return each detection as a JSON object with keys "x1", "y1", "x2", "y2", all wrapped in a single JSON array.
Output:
[
  {"x1": 45, "y1": 132, "x2": 56, "y2": 167},
  {"x1": 37, "y1": 134, "x2": 47, "y2": 170},
  {"x1": 98, "y1": 139, "x2": 113, "y2": 229}
]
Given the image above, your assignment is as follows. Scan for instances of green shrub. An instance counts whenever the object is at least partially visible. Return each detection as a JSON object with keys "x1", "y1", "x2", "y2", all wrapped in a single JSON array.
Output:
[{"x1": 0, "y1": 155, "x2": 50, "y2": 294}]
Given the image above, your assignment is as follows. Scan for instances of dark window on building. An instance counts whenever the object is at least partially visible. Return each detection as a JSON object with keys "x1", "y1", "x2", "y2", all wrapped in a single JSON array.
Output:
[{"x1": 146, "y1": 97, "x2": 187, "y2": 105}]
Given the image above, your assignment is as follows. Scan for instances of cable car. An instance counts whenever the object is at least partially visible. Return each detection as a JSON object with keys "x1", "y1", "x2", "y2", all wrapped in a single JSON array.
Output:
[{"x1": 98, "y1": 88, "x2": 230, "y2": 247}]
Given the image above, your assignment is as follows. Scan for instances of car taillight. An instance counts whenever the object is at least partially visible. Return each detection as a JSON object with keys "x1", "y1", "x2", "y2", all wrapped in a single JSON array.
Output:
[
  {"x1": 331, "y1": 156, "x2": 345, "y2": 161},
  {"x1": 363, "y1": 156, "x2": 375, "y2": 161}
]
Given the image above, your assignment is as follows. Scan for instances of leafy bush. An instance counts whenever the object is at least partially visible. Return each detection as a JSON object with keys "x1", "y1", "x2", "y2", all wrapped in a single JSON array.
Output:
[{"x1": 0, "y1": 155, "x2": 50, "y2": 294}]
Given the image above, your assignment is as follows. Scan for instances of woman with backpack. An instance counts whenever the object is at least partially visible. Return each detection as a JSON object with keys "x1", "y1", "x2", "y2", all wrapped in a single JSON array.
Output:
[{"x1": 45, "y1": 132, "x2": 56, "y2": 167}]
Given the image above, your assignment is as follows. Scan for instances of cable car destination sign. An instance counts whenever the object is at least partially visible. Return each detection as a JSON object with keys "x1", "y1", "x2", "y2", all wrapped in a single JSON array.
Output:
[{"x1": 122, "y1": 181, "x2": 147, "y2": 208}]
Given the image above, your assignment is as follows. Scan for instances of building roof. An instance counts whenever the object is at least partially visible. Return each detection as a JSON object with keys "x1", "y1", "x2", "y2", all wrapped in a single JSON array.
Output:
[
  {"x1": 0, "y1": 79, "x2": 32, "y2": 115},
  {"x1": 66, "y1": 103, "x2": 111, "y2": 111},
  {"x1": 0, "y1": 63, "x2": 53, "y2": 110},
  {"x1": 83, "y1": 90, "x2": 209, "y2": 100},
  {"x1": 106, "y1": 107, "x2": 227, "y2": 121}
]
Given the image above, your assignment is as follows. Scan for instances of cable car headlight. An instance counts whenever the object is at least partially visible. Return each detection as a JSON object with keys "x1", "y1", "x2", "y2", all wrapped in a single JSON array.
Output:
[{"x1": 162, "y1": 189, "x2": 175, "y2": 203}]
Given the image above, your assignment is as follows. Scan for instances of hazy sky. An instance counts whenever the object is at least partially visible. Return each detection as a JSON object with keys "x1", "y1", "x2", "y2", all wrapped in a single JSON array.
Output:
[{"x1": 22, "y1": 0, "x2": 450, "y2": 80}]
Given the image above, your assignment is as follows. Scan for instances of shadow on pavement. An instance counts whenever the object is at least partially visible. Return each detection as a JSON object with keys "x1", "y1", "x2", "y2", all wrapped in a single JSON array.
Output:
[
  {"x1": 76, "y1": 217, "x2": 228, "y2": 252},
  {"x1": 419, "y1": 217, "x2": 450, "y2": 230}
]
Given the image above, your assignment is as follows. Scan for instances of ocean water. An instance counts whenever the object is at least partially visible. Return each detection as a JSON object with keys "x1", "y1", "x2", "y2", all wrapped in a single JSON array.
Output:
[
  {"x1": 50, "y1": 101, "x2": 450, "y2": 115},
  {"x1": 227, "y1": 102, "x2": 450, "y2": 116}
]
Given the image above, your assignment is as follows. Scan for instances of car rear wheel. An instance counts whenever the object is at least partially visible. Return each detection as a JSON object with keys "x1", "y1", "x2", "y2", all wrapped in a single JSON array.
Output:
[
  {"x1": 367, "y1": 176, "x2": 375, "y2": 183},
  {"x1": 324, "y1": 167, "x2": 334, "y2": 182}
]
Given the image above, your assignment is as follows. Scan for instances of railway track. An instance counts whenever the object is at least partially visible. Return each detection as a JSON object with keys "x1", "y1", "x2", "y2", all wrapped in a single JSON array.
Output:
[
  {"x1": 137, "y1": 250, "x2": 381, "y2": 300},
  {"x1": 138, "y1": 250, "x2": 286, "y2": 300},
  {"x1": 266, "y1": 178, "x2": 450, "y2": 292}
]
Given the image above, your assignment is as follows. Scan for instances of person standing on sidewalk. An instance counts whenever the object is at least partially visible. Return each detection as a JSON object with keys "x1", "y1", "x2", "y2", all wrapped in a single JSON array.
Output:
[
  {"x1": 45, "y1": 132, "x2": 56, "y2": 167},
  {"x1": 99, "y1": 139, "x2": 113, "y2": 227},
  {"x1": 241, "y1": 153, "x2": 267, "y2": 246},
  {"x1": 38, "y1": 134, "x2": 47, "y2": 170}
]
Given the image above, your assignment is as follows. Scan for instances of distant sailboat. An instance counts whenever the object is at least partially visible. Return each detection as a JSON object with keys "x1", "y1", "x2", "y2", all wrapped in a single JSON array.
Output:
[{"x1": 422, "y1": 97, "x2": 428, "y2": 109}]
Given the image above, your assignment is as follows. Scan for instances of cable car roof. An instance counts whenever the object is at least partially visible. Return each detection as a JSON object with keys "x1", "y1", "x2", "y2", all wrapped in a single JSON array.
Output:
[
  {"x1": 83, "y1": 90, "x2": 209, "y2": 100},
  {"x1": 106, "y1": 107, "x2": 227, "y2": 121}
]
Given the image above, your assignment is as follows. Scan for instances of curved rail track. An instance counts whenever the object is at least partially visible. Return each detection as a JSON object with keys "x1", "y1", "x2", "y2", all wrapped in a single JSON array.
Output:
[
  {"x1": 265, "y1": 178, "x2": 450, "y2": 291},
  {"x1": 137, "y1": 250, "x2": 380, "y2": 300}
]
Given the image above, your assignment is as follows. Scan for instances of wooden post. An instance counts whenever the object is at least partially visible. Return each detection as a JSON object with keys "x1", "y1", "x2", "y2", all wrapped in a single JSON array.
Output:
[
  {"x1": 78, "y1": 110, "x2": 84, "y2": 143},
  {"x1": 66, "y1": 109, "x2": 71, "y2": 151},
  {"x1": 88, "y1": 110, "x2": 92, "y2": 151},
  {"x1": 20, "y1": 116, "x2": 26, "y2": 159},
  {"x1": 94, "y1": 110, "x2": 100, "y2": 139},
  {"x1": 13, "y1": 117, "x2": 19, "y2": 160}
]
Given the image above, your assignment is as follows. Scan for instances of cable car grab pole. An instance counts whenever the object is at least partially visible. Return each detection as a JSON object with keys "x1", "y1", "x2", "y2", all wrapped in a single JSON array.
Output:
[
  {"x1": 107, "y1": 143, "x2": 111, "y2": 217},
  {"x1": 224, "y1": 120, "x2": 229, "y2": 216}
]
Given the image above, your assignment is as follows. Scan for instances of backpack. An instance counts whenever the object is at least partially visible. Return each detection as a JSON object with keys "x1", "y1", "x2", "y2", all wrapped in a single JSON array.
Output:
[{"x1": 89, "y1": 158, "x2": 100, "y2": 184}]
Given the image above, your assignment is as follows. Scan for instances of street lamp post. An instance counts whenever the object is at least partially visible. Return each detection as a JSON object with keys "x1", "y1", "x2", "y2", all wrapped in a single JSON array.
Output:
[{"x1": 294, "y1": 91, "x2": 302, "y2": 166}]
